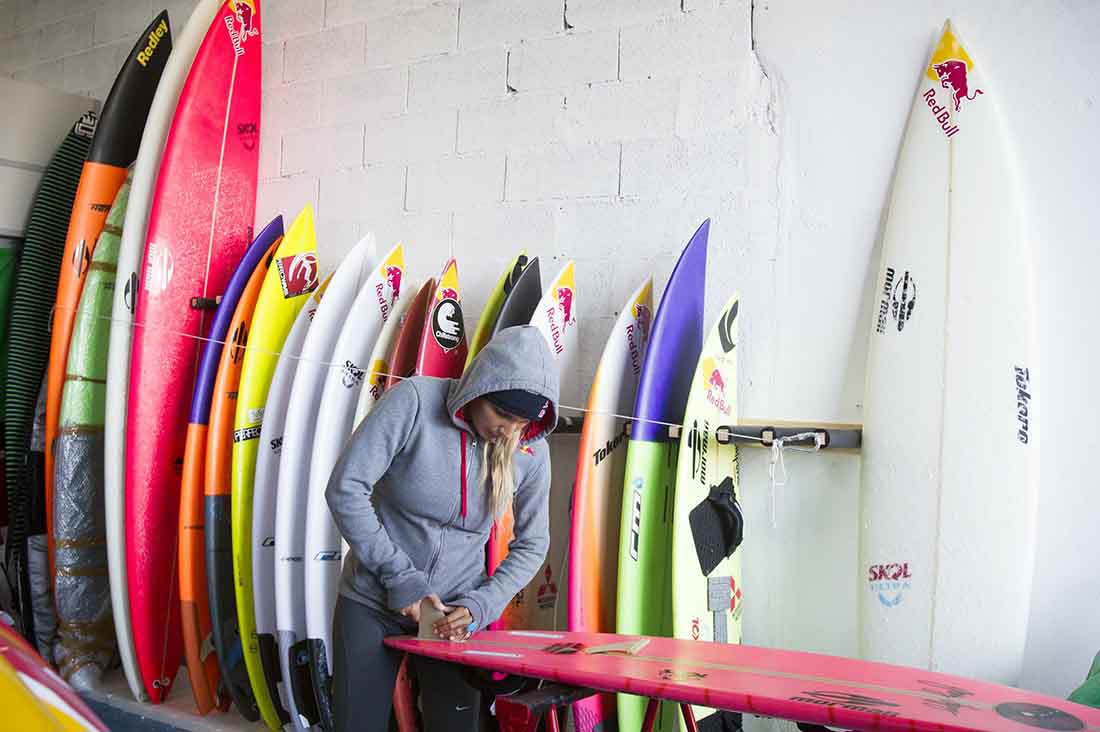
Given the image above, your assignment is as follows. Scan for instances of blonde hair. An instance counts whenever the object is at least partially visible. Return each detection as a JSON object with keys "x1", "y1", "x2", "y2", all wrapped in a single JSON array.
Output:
[{"x1": 482, "y1": 428, "x2": 521, "y2": 519}]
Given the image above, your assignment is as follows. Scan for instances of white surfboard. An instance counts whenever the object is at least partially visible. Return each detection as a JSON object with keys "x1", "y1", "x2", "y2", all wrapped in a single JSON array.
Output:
[
  {"x1": 859, "y1": 20, "x2": 1038, "y2": 685},
  {"x1": 274, "y1": 234, "x2": 376, "y2": 731},
  {"x1": 671, "y1": 294, "x2": 742, "y2": 730},
  {"x1": 102, "y1": 0, "x2": 220, "y2": 703},
  {"x1": 502, "y1": 261, "x2": 579, "y2": 630},
  {"x1": 303, "y1": 243, "x2": 405, "y2": 682},
  {"x1": 250, "y1": 275, "x2": 326, "y2": 718}
]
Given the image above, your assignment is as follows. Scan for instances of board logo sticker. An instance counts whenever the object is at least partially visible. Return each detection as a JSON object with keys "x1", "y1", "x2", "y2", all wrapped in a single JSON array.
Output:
[
  {"x1": 74, "y1": 112, "x2": 98, "y2": 139},
  {"x1": 922, "y1": 26, "x2": 982, "y2": 139},
  {"x1": 89, "y1": 202, "x2": 112, "y2": 214},
  {"x1": 225, "y1": 0, "x2": 258, "y2": 57},
  {"x1": 995, "y1": 703, "x2": 1084, "y2": 731},
  {"x1": 124, "y1": 271, "x2": 138, "y2": 313},
  {"x1": 276, "y1": 252, "x2": 319, "y2": 299},
  {"x1": 230, "y1": 323, "x2": 248, "y2": 364},
  {"x1": 143, "y1": 242, "x2": 174, "y2": 294},
  {"x1": 875, "y1": 267, "x2": 917, "y2": 334},
  {"x1": 628, "y1": 478, "x2": 643, "y2": 561},
  {"x1": 790, "y1": 691, "x2": 899, "y2": 716},
  {"x1": 366, "y1": 359, "x2": 388, "y2": 403},
  {"x1": 341, "y1": 360, "x2": 364, "y2": 389},
  {"x1": 270, "y1": 436, "x2": 283, "y2": 454},
  {"x1": 431, "y1": 297, "x2": 464, "y2": 351},
  {"x1": 626, "y1": 301, "x2": 650, "y2": 377},
  {"x1": 868, "y1": 562, "x2": 912, "y2": 607},
  {"x1": 72, "y1": 237, "x2": 91, "y2": 277},
  {"x1": 536, "y1": 565, "x2": 557, "y2": 610},
  {"x1": 718, "y1": 300, "x2": 738, "y2": 353},
  {"x1": 1014, "y1": 366, "x2": 1032, "y2": 444},
  {"x1": 135, "y1": 17, "x2": 169, "y2": 67},
  {"x1": 234, "y1": 426, "x2": 261, "y2": 442},
  {"x1": 262, "y1": 536, "x2": 275, "y2": 547},
  {"x1": 688, "y1": 419, "x2": 708, "y2": 485},
  {"x1": 919, "y1": 680, "x2": 973, "y2": 716},
  {"x1": 592, "y1": 422, "x2": 628, "y2": 467},
  {"x1": 658, "y1": 669, "x2": 706, "y2": 681},
  {"x1": 314, "y1": 550, "x2": 341, "y2": 562},
  {"x1": 702, "y1": 357, "x2": 733, "y2": 417},
  {"x1": 236, "y1": 121, "x2": 258, "y2": 151}
]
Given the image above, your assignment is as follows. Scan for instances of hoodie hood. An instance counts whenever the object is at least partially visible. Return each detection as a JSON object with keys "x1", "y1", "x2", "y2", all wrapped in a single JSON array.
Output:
[{"x1": 447, "y1": 325, "x2": 560, "y2": 444}]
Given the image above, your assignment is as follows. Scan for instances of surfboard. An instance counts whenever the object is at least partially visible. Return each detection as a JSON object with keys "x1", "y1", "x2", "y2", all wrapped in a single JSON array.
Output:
[
  {"x1": 250, "y1": 272, "x2": 328, "y2": 728},
  {"x1": 105, "y1": 0, "x2": 222, "y2": 703},
  {"x1": 492, "y1": 257, "x2": 541, "y2": 334},
  {"x1": 616, "y1": 219, "x2": 708, "y2": 732},
  {"x1": 303, "y1": 244, "x2": 405, "y2": 729},
  {"x1": 275, "y1": 234, "x2": 377, "y2": 731},
  {"x1": 859, "y1": 21, "x2": 1038, "y2": 686},
  {"x1": 568, "y1": 277, "x2": 652, "y2": 732},
  {"x1": 353, "y1": 282, "x2": 419, "y2": 428},
  {"x1": 206, "y1": 240, "x2": 276, "y2": 721},
  {"x1": 52, "y1": 172, "x2": 129, "y2": 691},
  {"x1": 669, "y1": 293, "x2": 742, "y2": 731},
  {"x1": 494, "y1": 261, "x2": 579, "y2": 632},
  {"x1": 44, "y1": 11, "x2": 171, "y2": 579},
  {"x1": 125, "y1": 0, "x2": 261, "y2": 703},
  {"x1": 465, "y1": 253, "x2": 528, "y2": 368},
  {"x1": 388, "y1": 630, "x2": 1100, "y2": 732},
  {"x1": 383, "y1": 279, "x2": 435, "y2": 390},
  {"x1": 232, "y1": 207, "x2": 318, "y2": 729},
  {"x1": 0, "y1": 621, "x2": 109, "y2": 731},
  {"x1": 179, "y1": 216, "x2": 281, "y2": 715},
  {"x1": 4, "y1": 113, "x2": 95, "y2": 648},
  {"x1": 415, "y1": 258, "x2": 467, "y2": 377}
]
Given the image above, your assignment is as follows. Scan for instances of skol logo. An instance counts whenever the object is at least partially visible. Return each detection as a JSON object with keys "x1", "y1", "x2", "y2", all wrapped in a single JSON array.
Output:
[
  {"x1": 136, "y1": 18, "x2": 169, "y2": 67},
  {"x1": 276, "y1": 252, "x2": 319, "y2": 299},
  {"x1": 237, "y1": 121, "x2": 258, "y2": 151}
]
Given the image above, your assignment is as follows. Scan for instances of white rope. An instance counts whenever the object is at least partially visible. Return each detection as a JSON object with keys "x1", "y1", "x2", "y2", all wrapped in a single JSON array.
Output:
[{"x1": 765, "y1": 432, "x2": 826, "y2": 527}]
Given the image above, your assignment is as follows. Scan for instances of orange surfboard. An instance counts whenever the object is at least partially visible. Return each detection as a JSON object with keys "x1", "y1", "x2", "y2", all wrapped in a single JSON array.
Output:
[
  {"x1": 201, "y1": 238, "x2": 277, "y2": 720},
  {"x1": 178, "y1": 219, "x2": 283, "y2": 713},
  {"x1": 43, "y1": 12, "x2": 171, "y2": 576}
]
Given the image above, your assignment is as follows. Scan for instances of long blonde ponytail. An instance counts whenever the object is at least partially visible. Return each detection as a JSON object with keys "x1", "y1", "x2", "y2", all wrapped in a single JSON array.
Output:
[{"x1": 482, "y1": 429, "x2": 521, "y2": 519}]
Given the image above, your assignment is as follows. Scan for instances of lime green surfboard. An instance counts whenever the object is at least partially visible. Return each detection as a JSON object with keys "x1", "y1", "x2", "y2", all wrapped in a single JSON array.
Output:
[
  {"x1": 670, "y1": 293, "x2": 742, "y2": 730},
  {"x1": 616, "y1": 220, "x2": 708, "y2": 731},
  {"x1": 464, "y1": 251, "x2": 528, "y2": 369},
  {"x1": 54, "y1": 174, "x2": 129, "y2": 686},
  {"x1": 232, "y1": 206, "x2": 319, "y2": 729}
]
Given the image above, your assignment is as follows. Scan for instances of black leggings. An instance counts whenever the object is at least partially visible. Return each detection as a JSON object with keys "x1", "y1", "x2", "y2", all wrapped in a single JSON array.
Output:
[{"x1": 332, "y1": 594, "x2": 481, "y2": 732}]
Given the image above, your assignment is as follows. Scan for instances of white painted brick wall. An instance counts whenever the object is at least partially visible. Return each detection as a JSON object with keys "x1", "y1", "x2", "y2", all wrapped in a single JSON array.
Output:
[
  {"x1": 458, "y1": 0, "x2": 561, "y2": 50},
  {"x1": 506, "y1": 142, "x2": 620, "y2": 201},
  {"x1": 365, "y1": 2, "x2": 457, "y2": 67},
  {"x1": 506, "y1": 29, "x2": 617, "y2": 92},
  {"x1": 362, "y1": 109, "x2": 456, "y2": 165}
]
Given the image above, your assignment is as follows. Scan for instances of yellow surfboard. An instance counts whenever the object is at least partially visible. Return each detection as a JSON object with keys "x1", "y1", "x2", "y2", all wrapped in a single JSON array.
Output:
[
  {"x1": 232, "y1": 206, "x2": 320, "y2": 729},
  {"x1": 464, "y1": 251, "x2": 528, "y2": 368}
]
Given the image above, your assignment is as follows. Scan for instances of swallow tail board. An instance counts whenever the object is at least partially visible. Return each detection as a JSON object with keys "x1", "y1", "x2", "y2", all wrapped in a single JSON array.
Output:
[{"x1": 859, "y1": 21, "x2": 1038, "y2": 685}]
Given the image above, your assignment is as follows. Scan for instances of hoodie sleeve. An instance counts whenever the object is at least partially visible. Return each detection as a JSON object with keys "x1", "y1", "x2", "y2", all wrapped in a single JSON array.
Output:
[
  {"x1": 452, "y1": 452, "x2": 550, "y2": 630},
  {"x1": 325, "y1": 380, "x2": 431, "y2": 612}
]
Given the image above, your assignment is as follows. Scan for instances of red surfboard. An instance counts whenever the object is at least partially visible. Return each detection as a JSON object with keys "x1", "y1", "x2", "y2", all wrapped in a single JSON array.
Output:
[
  {"x1": 125, "y1": 0, "x2": 261, "y2": 703},
  {"x1": 389, "y1": 631, "x2": 1100, "y2": 732},
  {"x1": 383, "y1": 279, "x2": 435, "y2": 390}
]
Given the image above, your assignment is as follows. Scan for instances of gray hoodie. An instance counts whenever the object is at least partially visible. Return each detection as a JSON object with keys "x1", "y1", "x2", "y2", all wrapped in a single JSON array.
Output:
[{"x1": 326, "y1": 325, "x2": 559, "y2": 630}]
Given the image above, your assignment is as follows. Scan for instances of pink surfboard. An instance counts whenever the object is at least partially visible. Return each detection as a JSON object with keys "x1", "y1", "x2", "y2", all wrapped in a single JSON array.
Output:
[
  {"x1": 389, "y1": 631, "x2": 1100, "y2": 732},
  {"x1": 416, "y1": 258, "x2": 468, "y2": 377},
  {"x1": 125, "y1": 0, "x2": 261, "y2": 703}
]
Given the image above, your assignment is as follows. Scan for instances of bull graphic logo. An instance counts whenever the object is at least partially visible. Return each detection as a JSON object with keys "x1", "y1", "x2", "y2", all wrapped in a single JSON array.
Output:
[
  {"x1": 385, "y1": 266, "x2": 403, "y2": 297},
  {"x1": 276, "y1": 252, "x2": 319, "y2": 299},
  {"x1": 708, "y1": 369, "x2": 727, "y2": 396},
  {"x1": 557, "y1": 287, "x2": 575, "y2": 326},
  {"x1": 633, "y1": 302, "x2": 652, "y2": 342},
  {"x1": 932, "y1": 60, "x2": 983, "y2": 112},
  {"x1": 440, "y1": 287, "x2": 458, "y2": 302},
  {"x1": 229, "y1": 0, "x2": 259, "y2": 41}
]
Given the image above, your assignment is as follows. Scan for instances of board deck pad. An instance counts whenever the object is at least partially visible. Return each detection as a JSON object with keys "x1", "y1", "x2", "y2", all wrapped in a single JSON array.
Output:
[
  {"x1": 388, "y1": 631, "x2": 1100, "y2": 732},
  {"x1": 104, "y1": 0, "x2": 223, "y2": 702},
  {"x1": 568, "y1": 277, "x2": 652, "y2": 732},
  {"x1": 179, "y1": 216, "x2": 282, "y2": 715},
  {"x1": 859, "y1": 21, "x2": 1039, "y2": 684},
  {"x1": 617, "y1": 220, "x2": 709, "y2": 732}
]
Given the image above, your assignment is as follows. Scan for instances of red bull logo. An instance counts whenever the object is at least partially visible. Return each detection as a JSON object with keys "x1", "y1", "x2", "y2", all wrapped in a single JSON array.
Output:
[
  {"x1": 276, "y1": 252, "x2": 319, "y2": 299},
  {"x1": 440, "y1": 286, "x2": 458, "y2": 301},
  {"x1": 932, "y1": 60, "x2": 983, "y2": 112},
  {"x1": 385, "y1": 266, "x2": 403, "y2": 297},
  {"x1": 556, "y1": 287, "x2": 575, "y2": 325},
  {"x1": 633, "y1": 302, "x2": 652, "y2": 341},
  {"x1": 705, "y1": 366, "x2": 732, "y2": 416},
  {"x1": 708, "y1": 369, "x2": 727, "y2": 395},
  {"x1": 225, "y1": 0, "x2": 258, "y2": 56}
]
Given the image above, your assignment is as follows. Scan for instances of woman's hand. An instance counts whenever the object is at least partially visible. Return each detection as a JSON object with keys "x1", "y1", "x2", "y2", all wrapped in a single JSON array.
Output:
[
  {"x1": 433, "y1": 605, "x2": 475, "y2": 641},
  {"x1": 399, "y1": 593, "x2": 448, "y2": 624}
]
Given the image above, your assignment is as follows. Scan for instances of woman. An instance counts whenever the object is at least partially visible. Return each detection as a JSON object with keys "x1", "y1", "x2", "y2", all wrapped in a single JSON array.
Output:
[{"x1": 326, "y1": 325, "x2": 559, "y2": 731}]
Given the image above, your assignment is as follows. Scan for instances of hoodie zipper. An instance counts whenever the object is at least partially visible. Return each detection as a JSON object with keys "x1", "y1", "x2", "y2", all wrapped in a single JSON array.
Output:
[{"x1": 426, "y1": 431, "x2": 475, "y2": 582}]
